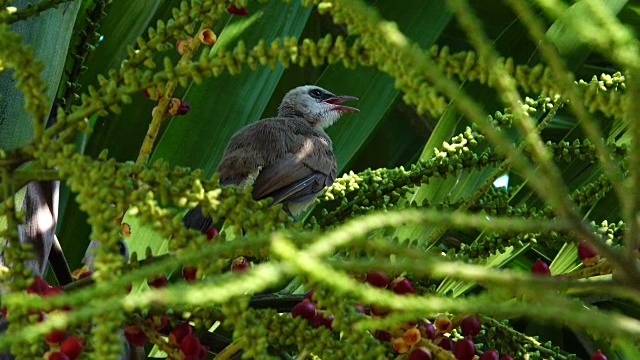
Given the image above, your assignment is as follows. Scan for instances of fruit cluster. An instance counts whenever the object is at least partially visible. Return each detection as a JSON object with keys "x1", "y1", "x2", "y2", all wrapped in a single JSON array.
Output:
[
  {"x1": 2, "y1": 276, "x2": 86, "y2": 360},
  {"x1": 290, "y1": 290, "x2": 335, "y2": 330},
  {"x1": 125, "y1": 321, "x2": 207, "y2": 360},
  {"x1": 364, "y1": 271, "x2": 515, "y2": 360}
]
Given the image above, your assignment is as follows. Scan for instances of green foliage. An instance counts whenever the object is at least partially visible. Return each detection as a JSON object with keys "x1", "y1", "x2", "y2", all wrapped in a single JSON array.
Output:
[{"x1": 1, "y1": 0, "x2": 640, "y2": 359}]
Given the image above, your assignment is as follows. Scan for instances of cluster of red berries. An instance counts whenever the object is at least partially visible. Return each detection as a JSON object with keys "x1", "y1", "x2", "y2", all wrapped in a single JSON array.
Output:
[
  {"x1": 46, "y1": 336, "x2": 84, "y2": 360},
  {"x1": 364, "y1": 271, "x2": 519, "y2": 360},
  {"x1": 125, "y1": 321, "x2": 207, "y2": 360},
  {"x1": 168, "y1": 323, "x2": 208, "y2": 360},
  {"x1": 290, "y1": 290, "x2": 335, "y2": 330},
  {"x1": 10, "y1": 276, "x2": 85, "y2": 360},
  {"x1": 365, "y1": 270, "x2": 414, "y2": 318},
  {"x1": 124, "y1": 315, "x2": 162, "y2": 347}
]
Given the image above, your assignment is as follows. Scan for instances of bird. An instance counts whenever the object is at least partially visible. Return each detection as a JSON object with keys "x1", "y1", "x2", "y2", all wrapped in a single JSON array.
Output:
[{"x1": 182, "y1": 85, "x2": 359, "y2": 232}]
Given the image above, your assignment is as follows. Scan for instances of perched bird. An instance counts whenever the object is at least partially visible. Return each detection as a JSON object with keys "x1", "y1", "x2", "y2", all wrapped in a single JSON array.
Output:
[{"x1": 183, "y1": 85, "x2": 359, "y2": 232}]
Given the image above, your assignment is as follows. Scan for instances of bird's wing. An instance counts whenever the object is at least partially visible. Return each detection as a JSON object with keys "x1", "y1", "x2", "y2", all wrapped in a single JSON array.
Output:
[
  {"x1": 216, "y1": 119, "x2": 290, "y2": 185},
  {"x1": 251, "y1": 152, "x2": 329, "y2": 205}
]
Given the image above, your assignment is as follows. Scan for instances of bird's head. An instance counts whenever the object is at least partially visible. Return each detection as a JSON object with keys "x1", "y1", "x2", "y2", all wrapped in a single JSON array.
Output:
[{"x1": 278, "y1": 85, "x2": 359, "y2": 129}]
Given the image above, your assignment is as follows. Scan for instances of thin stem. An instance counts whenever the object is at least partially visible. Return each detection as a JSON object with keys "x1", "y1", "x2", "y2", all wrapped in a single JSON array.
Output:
[
  {"x1": 506, "y1": 0, "x2": 640, "y2": 265},
  {"x1": 625, "y1": 68, "x2": 640, "y2": 258},
  {"x1": 132, "y1": 314, "x2": 182, "y2": 359},
  {"x1": 505, "y1": 0, "x2": 628, "y2": 219},
  {"x1": 444, "y1": 0, "x2": 635, "y2": 282},
  {"x1": 136, "y1": 22, "x2": 211, "y2": 165},
  {"x1": 426, "y1": 99, "x2": 562, "y2": 248}
]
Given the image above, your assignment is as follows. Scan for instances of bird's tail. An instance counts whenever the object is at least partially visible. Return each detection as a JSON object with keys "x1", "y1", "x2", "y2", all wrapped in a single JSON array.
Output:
[{"x1": 181, "y1": 205, "x2": 214, "y2": 233}]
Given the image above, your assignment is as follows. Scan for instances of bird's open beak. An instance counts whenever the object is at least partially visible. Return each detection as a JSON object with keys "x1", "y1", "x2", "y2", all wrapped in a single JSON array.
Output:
[{"x1": 323, "y1": 95, "x2": 359, "y2": 113}]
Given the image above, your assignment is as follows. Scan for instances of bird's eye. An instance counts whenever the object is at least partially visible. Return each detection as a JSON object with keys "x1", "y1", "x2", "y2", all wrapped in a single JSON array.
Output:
[{"x1": 309, "y1": 89, "x2": 323, "y2": 99}]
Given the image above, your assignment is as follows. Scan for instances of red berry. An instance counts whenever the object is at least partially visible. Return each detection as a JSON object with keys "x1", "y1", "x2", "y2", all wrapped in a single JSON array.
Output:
[
  {"x1": 226, "y1": 5, "x2": 249, "y2": 16},
  {"x1": 454, "y1": 338, "x2": 475, "y2": 360},
  {"x1": 48, "y1": 352, "x2": 70, "y2": 360},
  {"x1": 370, "y1": 304, "x2": 390, "y2": 316},
  {"x1": 169, "y1": 322, "x2": 193, "y2": 345},
  {"x1": 322, "y1": 314, "x2": 334, "y2": 330},
  {"x1": 27, "y1": 276, "x2": 50, "y2": 294},
  {"x1": 204, "y1": 227, "x2": 219, "y2": 240},
  {"x1": 311, "y1": 312, "x2": 333, "y2": 330},
  {"x1": 578, "y1": 240, "x2": 599, "y2": 266},
  {"x1": 409, "y1": 347, "x2": 432, "y2": 360},
  {"x1": 42, "y1": 287, "x2": 64, "y2": 297},
  {"x1": 311, "y1": 312, "x2": 324, "y2": 327},
  {"x1": 148, "y1": 275, "x2": 168, "y2": 288},
  {"x1": 373, "y1": 330, "x2": 392, "y2": 342},
  {"x1": 176, "y1": 101, "x2": 190, "y2": 115},
  {"x1": 182, "y1": 266, "x2": 197, "y2": 282},
  {"x1": 591, "y1": 350, "x2": 608, "y2": 360},
  {"x1": 531, "y1": 259, "x2": 551, "y2": 276},
  {"x1": 366, "y1": 271, "x2": 389, "y2": 288},
  {"x1": 31, "y1": 311, "x2": 45, "y2": 322},
  {"x1": 1, "y1": 308, "x2": 6, "y2": 317},
  {"x1": 419, "y1": 322, "x2": 436, "y2": 340},
  {"x1": 304, "y1": 289, "x2": 315, "y2": 302},
  {"x1": 291, "y1": 301, "x2": 316, "y2": 321},
  {"x1": 391, "y1": 277, "x2": 415, "y2": 294},
  {"x1": 45, "y1": 329, "x2": 67, "y2": 344},
  {"x1": 180, "y1": 334, "x2": 202, "y2": 356},
  {"x1": 60, "y1": 336, "x2": 83, "y2": 359},
  {"x1": 148, "y1": 314, "x2": 169, "y2": 331},
  {"x1": 124, "y1": 325, "x2": 147, "y2": 346},
  {"x1": 479, "y1": 350, "x2": 499, "y2": 360},
  {"x1": 78, "y1": 271, "x2": 93, "y2": 279},
  {"x1": 500, "y1": 355, "x2": 514, "y2": 360},
  {"x1": 435, "y1": 336, "x2": 454, "y2": 350},
  {"x1": 460, "y1": 315, "x2": 481, "y2": 336},
  {"x1": 197, "y1": 345, "x2": 208, "y2": 360},
  {"x1": 231, "y1": 256, "x2": 250, "y2": 272}
]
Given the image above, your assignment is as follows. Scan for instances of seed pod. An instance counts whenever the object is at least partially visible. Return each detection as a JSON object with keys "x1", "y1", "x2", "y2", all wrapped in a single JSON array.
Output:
[
  {"x1": 435, "y1": 313, "x2": 452, "y2": 333},
  {"x1": 176, "y1": 36, "x2": 192, "y2": 55},
  {"x1": 403, "y1": 327, "x2": 421, "y2": 345},
  {"x1": 198, "y1": 28, "x2": 217, "y2": 45},
  {"x1": 392, "y1": 337, "x2": 410, "y2": 353}
]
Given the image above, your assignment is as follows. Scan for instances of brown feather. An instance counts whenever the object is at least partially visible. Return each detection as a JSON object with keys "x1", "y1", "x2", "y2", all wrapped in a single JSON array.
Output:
[{"x1": 216, "y1": 117, "x2": 337, "y2": 207}]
